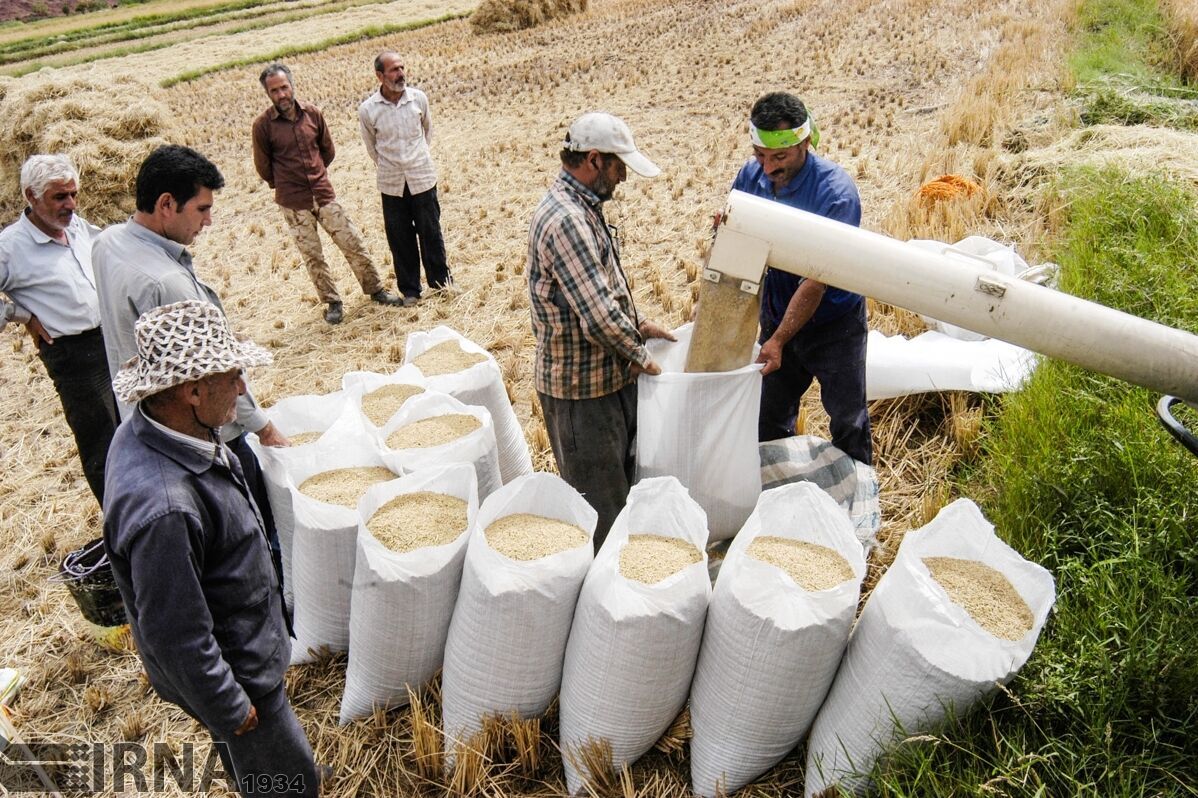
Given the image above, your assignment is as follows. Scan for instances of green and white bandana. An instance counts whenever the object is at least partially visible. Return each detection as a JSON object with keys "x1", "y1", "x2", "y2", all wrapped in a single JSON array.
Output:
[{"x1": 749, "y1": 116, "x2": 820, "y2": 149}]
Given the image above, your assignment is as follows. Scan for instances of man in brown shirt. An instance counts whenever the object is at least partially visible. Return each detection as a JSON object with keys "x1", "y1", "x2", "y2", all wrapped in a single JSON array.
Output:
[{"x1": 251, "y1": 63, "x2": 401, "y2": 324}]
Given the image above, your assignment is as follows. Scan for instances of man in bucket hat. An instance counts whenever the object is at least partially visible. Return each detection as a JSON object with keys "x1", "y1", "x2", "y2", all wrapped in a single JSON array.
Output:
[
  {"x1": 102, "y1": 300, "x2": 320, "y2": 797},
  {"x1": 527, "y1": 111, "x2": 676, "y2": 547}
]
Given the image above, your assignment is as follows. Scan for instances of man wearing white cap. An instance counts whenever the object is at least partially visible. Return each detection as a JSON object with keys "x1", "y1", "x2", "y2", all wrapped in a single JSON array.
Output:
[
  {"x1": 527, "y1": 111, "x2": 675, "y2": 546},
  {"x1": 103, "y1": 300, "x2": 318, "y2": 797},
  {"x1": 732, "y1": 92, "x2": 872, "y2": 464}
]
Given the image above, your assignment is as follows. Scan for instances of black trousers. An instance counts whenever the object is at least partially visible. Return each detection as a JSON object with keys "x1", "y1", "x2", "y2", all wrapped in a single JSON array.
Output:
[
  {"x1": 381, "y1": 185, "x2": 449, "y2": 299},
  {"x1": 37, "y1": 327, "x2": 119, "y2": 504},
  {"x1": 538, "y1": 383, "x2": 637, "y2": 551},
  {"x1": 758, "y1": 302, "x2": 873, "y2": 465}
]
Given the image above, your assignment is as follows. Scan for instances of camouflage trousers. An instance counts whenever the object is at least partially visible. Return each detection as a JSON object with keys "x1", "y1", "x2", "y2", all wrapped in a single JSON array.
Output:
[{"x1": 280, "y1": 201, "x2": 385, "y2": 304}]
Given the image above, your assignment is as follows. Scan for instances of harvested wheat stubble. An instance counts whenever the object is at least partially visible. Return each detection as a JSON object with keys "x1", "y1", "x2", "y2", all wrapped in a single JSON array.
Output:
[
  {"x1": 923, "y1": 556, "x2": 1033, "y2": 640},
  {"x1": 619, "y1": 534, "x2": 701, "y2": 585},
  {"x1": 362, "y1": 383, "x2": 426, "y2": 427},
  {"x1": 746, "y1": 536, "x2": 854, "y2": 591},
  {"x1": 298, "y1": 466, "x2": 396, "y2": 507},
  {"x1": 386, "y1": 413, "x2": 481, "y2": 450},
  {"x1": 287, "y1": 431, "x2": 324, "y2": 446},
  {"x1": 410, "y1": 340, "x2": 487, "y2": 376},
  {"x1": 485, "y1": 513, "x2": 588, "y2": 560},
  {"x1": 366, "y1": 491, "x2": 469, "y2": 553}
]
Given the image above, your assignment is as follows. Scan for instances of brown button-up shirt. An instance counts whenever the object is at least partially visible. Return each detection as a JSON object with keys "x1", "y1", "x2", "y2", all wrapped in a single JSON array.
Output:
[{"x1": 251, "y1": 100, "x2": 337, "y2": 210}]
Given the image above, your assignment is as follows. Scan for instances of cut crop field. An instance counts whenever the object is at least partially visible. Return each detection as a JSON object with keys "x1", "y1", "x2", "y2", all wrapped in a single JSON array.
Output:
[{"x1": 0, "y1": 0, "x2": 1092, "y2": 794}]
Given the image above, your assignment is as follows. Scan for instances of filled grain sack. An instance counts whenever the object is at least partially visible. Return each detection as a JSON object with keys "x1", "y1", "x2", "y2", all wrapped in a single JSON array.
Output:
[
  {"x1": 339, "y1": 463, "x2": 478, "y2": 725},
  {"x1": 405, "y1": 326, "x2": 532, "y2": 484},
  {"x1": 758, "y1": 435, "x2": 881, "y2": 551},
  {"x1": 342, "y1": 364, "x2": 428, "y2": 429},
  {"x1": 637, "y1": 323, "x2": 762, "y2": 542},
  {"x1": 378, "y1": 391, "x2": 502, "y2": 500},
  {"x1": 559, "y1": 476, "x2": 710, "y2": 794},
  {"x1": 440, "y1": 473, "x2": 596, "y2": 757},
  {"x1": 250, "y1": 392, "x2": 366, "y2": 610},
  {"x1": 804, "y1": 498, "x2": 1055, "y2": 796},
  {"x1": 689, "y1": 482, "x2": 865, "y2": 798},
  {"x1": 287, "y1": 444, "x2": 402, "y2": 664}
]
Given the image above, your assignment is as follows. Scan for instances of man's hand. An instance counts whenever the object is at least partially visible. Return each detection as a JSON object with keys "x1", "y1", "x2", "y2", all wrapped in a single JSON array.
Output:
[
  {"x1": 255, "y1": 421, "x2": 291, "y2": 447},
  {"x1": 638, "y1": 320, "x2": 677, "y2": 342},
  {"x1": 234, "y1": 705, "x2": 258, "y2": 736},
  {"x1": 26, "y1": 317, "x2": 52, "y2": 346},
  {"x1": 631, "y1": 358, "x2": 662, "y2": 378},
  {"x1": 756, "y1": 336, "x2": 783, "y2": 376}
]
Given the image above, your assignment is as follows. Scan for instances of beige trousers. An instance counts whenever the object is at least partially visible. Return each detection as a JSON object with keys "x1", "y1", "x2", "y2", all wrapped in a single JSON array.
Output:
[{"x1": 281, "y1": 201, "x2": 384, "y2": 304}]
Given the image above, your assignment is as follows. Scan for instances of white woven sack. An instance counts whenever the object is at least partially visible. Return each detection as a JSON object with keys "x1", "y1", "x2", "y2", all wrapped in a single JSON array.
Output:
[
  {"x1": 404, "y1": 325, "x2": 532, "y2": 484},
  {"x1": 286, "y1": 440, "x2": 401, "y2": 665},
  {"x1": 440, "y1": 473, "x2": 596, "y2": 756},
  {"x1": 250, "y1": 394, "x2": 367, "y2": 611},
  {"x1": 689, "y1": 482, "x2": 865, "y2": 798},
  {"x1": 339, "y1": 463, "x2": 478, "y2": 725},
  {"x1": 637, "y1": 323, "x2": 762, "y2": 542},
  {"x1": 804, "y1": 498, "x2": 1056, "y2": 796},
  {"x1": 559, "y1": 476, "x2": 710, "y2": 795},
  {"x1": 341, "y1": 363, "x2": 427, "y2": 430},
  {"x1": 377, "y1": 391, "x2": 502, "y2": 501}
]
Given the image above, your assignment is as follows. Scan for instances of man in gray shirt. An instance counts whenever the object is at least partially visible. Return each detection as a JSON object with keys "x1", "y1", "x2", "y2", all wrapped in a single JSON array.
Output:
[
  {"x1": 93, "y1": 145, "x2": 288, "y2": 573},
  {"x1": 0, "y1": 154, "x2": 118, "y2": 504}
]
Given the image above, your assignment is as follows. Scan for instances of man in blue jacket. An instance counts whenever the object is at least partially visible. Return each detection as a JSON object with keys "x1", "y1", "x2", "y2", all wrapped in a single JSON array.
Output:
[
  {"x1": 731, "y1": 91, "x2": 872, "y2": 464},
  {"x1": 103, "y1": 300, "x2": 317, "y2": 797}
]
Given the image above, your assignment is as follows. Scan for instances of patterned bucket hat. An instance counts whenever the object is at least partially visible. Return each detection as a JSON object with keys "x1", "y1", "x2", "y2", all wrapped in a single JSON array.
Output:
[{"x1": 112, "y1": 299, "x2": 273, "y2": 404}]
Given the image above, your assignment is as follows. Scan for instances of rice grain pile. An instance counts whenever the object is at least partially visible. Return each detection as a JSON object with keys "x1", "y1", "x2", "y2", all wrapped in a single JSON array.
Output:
[
  {"x1": 485, "y1": 513, "x2": 588, "y2": 560},
  {"x1": 746, "y1": 536, "x2": 854, "y2": 591},
  {"x1": 409, "y1": 340, "x2": 487, "y2": 376},
  {"x1": 366, "y1": 492, "x2": 469, "y2": 554},
  {"x1": 923, "y1": 556, "x2": 1033, "y2": 640},
  {"x1": 287, "y1": 431, "x2": 324, "y2": 445},
  {"x1": 298, "y1": 466, "x2": 397, "y2": 507},
  {"x1": 470, "y1": 0, "x2": 588, "y2": 35},
  {"x1": 387, "y1": 413, "x2": 481, "y2": 450},
  {"x1": 362, "y1": 383, "x2": 426, "y2": 427},
  {"x1": 619, "y1": 534, "x2": 701, "y2": 585}
]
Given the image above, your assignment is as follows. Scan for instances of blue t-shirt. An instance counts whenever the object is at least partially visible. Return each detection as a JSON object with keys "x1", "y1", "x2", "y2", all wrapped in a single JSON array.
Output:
[{"x1": 731, "y1": 151, "x2": 863, "y2": 330}]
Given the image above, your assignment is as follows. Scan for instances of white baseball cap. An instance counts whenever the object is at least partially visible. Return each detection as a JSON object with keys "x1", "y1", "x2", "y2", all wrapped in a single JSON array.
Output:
[{"x1": 565, "y1": 112, "x2": 661, "y2": 178}]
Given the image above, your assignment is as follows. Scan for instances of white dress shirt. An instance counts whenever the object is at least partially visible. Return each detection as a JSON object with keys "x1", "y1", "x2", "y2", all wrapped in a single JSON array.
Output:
[
  {"x1": 0, "y1": 210, "x2": 102, "y2": 338},
  {"x1": 358, "y1": 86, "x2": 438, "y2": 196}
]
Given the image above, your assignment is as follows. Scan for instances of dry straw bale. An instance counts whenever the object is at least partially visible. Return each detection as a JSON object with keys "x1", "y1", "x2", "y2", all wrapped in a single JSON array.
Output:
[
  {"x1": 746, "y1": 536, "x2": 854, "y2": 591},
  {"x1": 470, "y1": 0, "x2": 588, "y2": 34},
  {"x1": 484, "y1": 513, "x2": 588, "y2": 560},
  {"x1": 923, "y1": 556, "x2": 1033, "y2": 640},
  {"x1": 367, "y1": 491, "x2": 469, "y2": 553},
  {"x1": 298, "y1": 466, "x2": 397, "y2": 507},
  {"x1": 618, "y1": 534, "x2": 701, "y2": 585},
  {"x1": 410, "y1": 340, "x2": 487, "y2": 376},
  {"x1": 0, "y1": 74, "x2": 179, "y2": 225},
  {"x1": 362, "y1": 383, "x2": 426, "y2": 427},
  {"x1": 386, "y1": 413, "x2": 481, "y2": 449}
]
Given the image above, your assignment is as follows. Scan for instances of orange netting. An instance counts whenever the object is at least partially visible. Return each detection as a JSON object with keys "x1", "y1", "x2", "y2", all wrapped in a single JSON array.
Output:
[{"x1": 916, "y1": 173, "x2": 981, "y2": 205}]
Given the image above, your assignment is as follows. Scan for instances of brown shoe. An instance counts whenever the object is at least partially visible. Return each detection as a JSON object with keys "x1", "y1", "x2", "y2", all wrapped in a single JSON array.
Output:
[
  {"x1": 324, "y1": 302, "x2": 343, "y2": 324},
  {"x1": 370, "y1": 290, "x2": 403, "y2": 306}
]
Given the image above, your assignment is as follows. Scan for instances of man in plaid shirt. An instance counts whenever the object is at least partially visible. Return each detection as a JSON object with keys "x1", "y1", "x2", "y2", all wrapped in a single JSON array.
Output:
[{"x1": 527, "y1": 112, "x2": 675, "y2": 547}]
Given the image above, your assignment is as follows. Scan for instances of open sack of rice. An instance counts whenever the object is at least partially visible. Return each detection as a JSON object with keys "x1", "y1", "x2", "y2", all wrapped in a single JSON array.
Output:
[
  {"x1": 689, "y1": 482, "x2": 865, "y2": 798},
  {"x1": 804, "y1": 498, "x2": 1055, "y2": 797},
  {"x1": 285, "y1": 443, "x2": 401, "y2": 664},
  {"x1": 377, "y1": 391, "x2": 502, "y2": 501},
  {"x1": 440, "y1": 473, "x2": 596, "y2": 760},
  {"x1": 637, "y1": 323, "x2": 762, "y2": 542},
  {"x1": 405, "y1": 326, "x2": 532, "y2": 484},
  {"x1": 559, "y1": 476, "x2": 710, "y2": 795},
  {"x1": 759, "y1": 435, "x2": 881, "y2": 550},
  {"x1": 249, "y1": 391, "x2": 363, "y2": 611},
  {"x1": 339, "y1": 463, "x2": 478, "y2": 725},
  {"x1": 342, "y1": 364, "x2": 428, "y2": 429}
]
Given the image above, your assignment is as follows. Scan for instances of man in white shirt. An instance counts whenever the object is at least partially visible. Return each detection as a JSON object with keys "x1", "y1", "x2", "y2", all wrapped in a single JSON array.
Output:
[
  {"x1": 0, "y1": 154, "x2": 118, "y2": 504},
  {"x1": 358, "y1": 51, "x2": 451, "y2": 306}
]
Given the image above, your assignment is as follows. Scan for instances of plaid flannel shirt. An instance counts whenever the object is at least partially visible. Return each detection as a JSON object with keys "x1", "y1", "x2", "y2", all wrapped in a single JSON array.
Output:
[{"x1": 527, "y1": 171, "x2": 650, "y2": 400}]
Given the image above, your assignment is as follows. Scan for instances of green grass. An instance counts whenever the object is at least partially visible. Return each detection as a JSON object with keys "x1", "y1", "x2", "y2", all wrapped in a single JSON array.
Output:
[
  {"x1": 862, "y1": 171, "x2": 1198, "y2": 794},
  {"x1": 159, "y1": 12, "x2": 468, "y2": 87}
]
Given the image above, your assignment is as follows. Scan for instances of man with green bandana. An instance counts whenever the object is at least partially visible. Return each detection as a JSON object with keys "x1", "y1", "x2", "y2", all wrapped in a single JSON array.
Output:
[{"x1": 731, "y1": 91, "x2": 872, "y2": 464}]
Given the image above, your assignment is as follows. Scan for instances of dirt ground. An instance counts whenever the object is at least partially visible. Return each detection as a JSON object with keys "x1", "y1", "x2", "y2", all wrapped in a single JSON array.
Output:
[{"x1": 0, "y1": 0, "x2": 1070, "y2": 794}]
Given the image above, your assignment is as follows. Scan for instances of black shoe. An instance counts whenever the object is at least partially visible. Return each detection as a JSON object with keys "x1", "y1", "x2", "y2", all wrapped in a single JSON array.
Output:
[
  {"x1": 370, "y1": 289, "x2": 403, "y2": 306},
  {"x1": 402, "y1": 295, "x2": 419, "y2": 308},
  {"x1": 324, "y1": 302, "x2": 343, "y2": 324}
]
